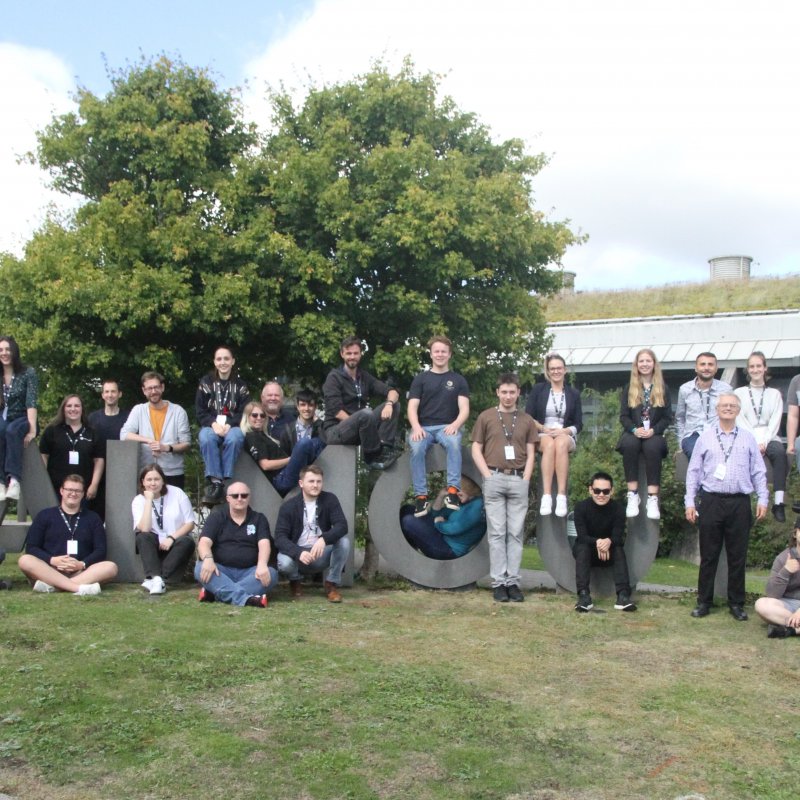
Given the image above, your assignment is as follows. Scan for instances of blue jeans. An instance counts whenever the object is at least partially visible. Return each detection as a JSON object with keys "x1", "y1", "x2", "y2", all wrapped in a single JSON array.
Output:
[
  {"x1": 272, "y1": 437, "x2": 326, "y2": 496},
  {"x1": 193, "y1": 561, "x2": 278, "y2": 606},
  {"x1": 408, "y1": 425, "x2": 462, "y2": 496},
  {"x1": 199, "y1": 426, "x2": 245, "y2": 479},
  {"x1": 277, "y1": 536, "x2": 350, "y2": 584},
  {"x1": 0, "y1": 415, "x2": 31, "y2": 481}
]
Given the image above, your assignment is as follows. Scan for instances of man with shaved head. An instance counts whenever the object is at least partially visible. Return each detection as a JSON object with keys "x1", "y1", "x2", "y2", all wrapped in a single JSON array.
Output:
[{"x1": 194, "y1": 481, "x2": 277, "y2": 608}]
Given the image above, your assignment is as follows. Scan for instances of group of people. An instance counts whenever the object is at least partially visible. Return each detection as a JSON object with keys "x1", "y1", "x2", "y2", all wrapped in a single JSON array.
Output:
[{"x1": 3, "y1": 331, "x2": 800, "y2": 638}]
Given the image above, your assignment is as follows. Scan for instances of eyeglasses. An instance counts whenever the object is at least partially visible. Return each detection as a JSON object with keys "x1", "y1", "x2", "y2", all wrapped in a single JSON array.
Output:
[
  {"x1": 62, "y1": 488, "x2": 84, "y2": 495},
  {"x1": 591, "y1": 487, "x2": 612, "y2": 496},
  {"x1": 227, "y1": 493, "x2": 250, "y2": 499},
  {"x1": 143, "y1": 385, "x2": 162, "y2": 393},
  {"x1": 249, "y1": 412, "x2": 266, "y2": 418}
]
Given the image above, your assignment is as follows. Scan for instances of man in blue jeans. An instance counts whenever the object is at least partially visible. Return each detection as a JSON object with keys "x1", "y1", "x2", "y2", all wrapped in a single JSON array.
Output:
[
  {"x1": 195, "y1": 481, "x2": 277, "y2": 608},
  {"x1": 273, "y1": 465, "x2": 350, "y2": 602},
  {"x1": 407, "y1": 335, "x2": 470, "y2": 517}
]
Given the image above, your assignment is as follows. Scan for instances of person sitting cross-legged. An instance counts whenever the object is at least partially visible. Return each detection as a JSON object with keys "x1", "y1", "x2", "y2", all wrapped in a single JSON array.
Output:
[
  {"x1": 194, "y1": 481, "x2": 278, "y2": 608},
  {"x1": 18, "y1": 474, "x2": 117, "y2": 595},
  {"x1": 754, "y1": 517, "x2": 800, "y2": 639}
]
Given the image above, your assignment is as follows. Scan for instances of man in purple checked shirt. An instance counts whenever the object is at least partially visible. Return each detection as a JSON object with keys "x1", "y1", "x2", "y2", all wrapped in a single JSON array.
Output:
[{"x1": 685, "y1": 392, "x2": 768, "y2": 622}]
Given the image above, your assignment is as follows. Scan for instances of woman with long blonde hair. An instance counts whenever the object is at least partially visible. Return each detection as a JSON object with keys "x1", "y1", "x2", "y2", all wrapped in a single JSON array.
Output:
[{"x1": 616, "y1": 348, "x2": 672, "y2": 520}]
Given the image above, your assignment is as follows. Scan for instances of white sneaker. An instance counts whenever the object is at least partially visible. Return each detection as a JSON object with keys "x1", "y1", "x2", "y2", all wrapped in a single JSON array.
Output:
[
  {"x1": 33, "y1": 580, "x2": 55, "y2": 593},
  {"x1": 539, "y1": 494, "x2": 553, "y2": 515},
  {"x1": 149, "y1": 576, "x2": 166, "y2": 595},
  {"x1": 76, "y1": 583, "x2": 101, "y2": 596},
  {"x1": 141, "y1": 578, "x2": 154, "y2": 591},
  {"x1": 0, "y1": 482, "x2": 6, "y2": 502},
  {"x1": 626, "y1": 493, "x2": 640, "y2": 518},
  {"x1": 5, "y1": 479, "x2": 20, "y2": 501},
  {"x1": 555, "y1": 495, "x2": 568, "y2": 517},
  {"x1": 646, "y1": 495, "x2": 661, "y2": 520}
]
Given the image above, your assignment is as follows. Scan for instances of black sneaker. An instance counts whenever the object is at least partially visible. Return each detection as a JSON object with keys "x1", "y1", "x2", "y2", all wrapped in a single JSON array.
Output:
[
  {"x1": 507, "y1": 584, "x2": 525, "y2": 602},
  {"x1": 767, "y1": 624, "x2": 797, "y2": 638},
  {"x1": 493, "y1": 586, "x2": 510, "y2": 602},
  {"x1": 245, "y1": 594, "x2": 268, "y2": 608},
  {"x1": 198, "y1": 588, "x2": 216, "y2": 603},
  {"x1": 413, "y1": 497, "x2": 429, "y2": 517},
  {"x1": 614, "y1": 592, "x2": 637, "y2": 612},
  {"x1": 202, "y1": 480, "x2": 218, "y2": 504},
  {"x1": 772, "y1": 503, "x2": 786, "y2": 523},
  {"x1": 378, "y1": 445, "x2": 399, "y2": 469},
  {"x1": 444, "y1": 490, "x2": 461, "y2": 511},
  {"x1": 0, "y1": 579, "x2": 11, "y2": 591},
  {"x1": 575, "y1": 591, "x2": 593, "y2": 612}
]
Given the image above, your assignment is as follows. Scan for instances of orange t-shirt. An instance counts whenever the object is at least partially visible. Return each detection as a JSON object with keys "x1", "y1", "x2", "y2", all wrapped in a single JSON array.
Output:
[{"x1": 149, "y1": 403, "x2": 169, "y2": 442}]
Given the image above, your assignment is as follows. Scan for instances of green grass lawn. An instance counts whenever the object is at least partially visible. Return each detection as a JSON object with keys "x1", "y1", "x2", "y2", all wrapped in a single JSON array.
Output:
[{"x1": 0, "y1": 566, "x2": 796, "y2": 800}]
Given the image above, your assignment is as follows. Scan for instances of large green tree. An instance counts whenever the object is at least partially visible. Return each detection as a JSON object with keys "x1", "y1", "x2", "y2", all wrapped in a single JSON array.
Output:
[
  {"x1": 256, "y1": 59, "x2": 579, "y2": 398},
  {"x1": 0, "y1": 57, "x2": 280, "y2": 409}
]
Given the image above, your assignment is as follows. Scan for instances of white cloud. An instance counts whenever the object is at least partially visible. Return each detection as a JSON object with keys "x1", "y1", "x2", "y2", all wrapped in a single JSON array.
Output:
[
  {"x1": 0, "y1": 43, "x2": 76, "y2": 256},
  {"x1": 242, "y1": 0, "x2": 800, "y2": 289}
]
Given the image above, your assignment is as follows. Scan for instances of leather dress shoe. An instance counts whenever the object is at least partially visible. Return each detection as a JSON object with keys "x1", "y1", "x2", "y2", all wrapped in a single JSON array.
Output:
[
  {"x1": 772, "y1": 503, "x2": 786, "y2": 522},
  {"x1": 728, "y1": 604, "x2": 748, "y2": 621},
  {"x1": 690, "y1": 604, "x2": 711, "y2": 618}
]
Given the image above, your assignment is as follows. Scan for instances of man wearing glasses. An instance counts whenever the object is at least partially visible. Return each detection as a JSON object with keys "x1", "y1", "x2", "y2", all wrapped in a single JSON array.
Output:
[
  {"x1": 685, "y1": 393, "x2": 768, "y2": 621},
  {"x1": 121, "y1": 371, "x2": 191, "y2": 488},
  {"x1": 18, "y1": 475, "x2": 117, "y2": 594},
  {"x1": 322, "y1": 336, "x2": 400, "y2": 469},
  {"x1": 274, "y1": 465, "x2": 350, "y2": 602},
  {"x1": 572, "y1": 471, "x2": 635, "y2": 613},
  {"x1": 194, "y1": 481, "x2": 277, "y2": 608}
]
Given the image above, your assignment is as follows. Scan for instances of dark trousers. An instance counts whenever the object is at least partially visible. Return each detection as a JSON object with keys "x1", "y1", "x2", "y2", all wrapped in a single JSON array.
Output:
[
  {"x1": 324, "y1": 402, "x2": 399, "y2": 456},
  {"x1": 135, "y1": 531, "x2": 195, "y2": 584},
  {"x1": 763, "y1": 440, "x2": 787, "y2": 492},
  {"x1": 696, "y1": 491, "x2": 751, "y2": 606},
  {"x1": 572, "y1": 539, "x2": 631, "y2": 595},
  {"x1": 617, "y1": 432, "x2": 667, "y2": 485},
  {"x1": 165, "y1": 474, "x2": 185, "y2": 490},
  {"x1": 400, "y1": 506, "x2": 457, "y2": 560}
]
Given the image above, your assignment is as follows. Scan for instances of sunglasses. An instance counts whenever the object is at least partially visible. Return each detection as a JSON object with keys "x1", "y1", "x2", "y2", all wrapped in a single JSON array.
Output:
[
  {"x1": 227, "y1": 493, "x2": 250, "y2": 499},
  {"x1": 591, "y1": 487, "x2": 612, "y2": 496},
  {"x1": 249, "y1": 412, "x2": 266, "y2": 419}
]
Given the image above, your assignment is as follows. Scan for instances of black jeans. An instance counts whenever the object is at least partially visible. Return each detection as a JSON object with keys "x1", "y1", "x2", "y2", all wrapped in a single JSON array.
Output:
[
  {"x1": 135, "y1": 531, "x2": 195, "y2": 584},
  {"x1": 572, "y1": 539, "x2": 631, "y2": 595}
]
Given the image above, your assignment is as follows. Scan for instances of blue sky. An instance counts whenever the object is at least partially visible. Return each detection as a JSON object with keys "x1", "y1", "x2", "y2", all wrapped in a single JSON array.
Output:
[{"x1": 2, "y1": 0, "x2": 799, "y2": 292}]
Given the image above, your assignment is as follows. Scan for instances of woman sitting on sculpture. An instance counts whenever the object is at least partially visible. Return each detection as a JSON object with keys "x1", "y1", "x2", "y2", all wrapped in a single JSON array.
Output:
[
  {"x1": 754, "y1": 517, "x2": 800, "y2": 638},
  {"x1": 616, "y1": 348, "x2": 672, "y2": 521}
]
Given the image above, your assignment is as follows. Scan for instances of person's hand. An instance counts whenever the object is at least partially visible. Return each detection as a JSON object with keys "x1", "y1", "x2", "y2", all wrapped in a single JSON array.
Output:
[
  {"x1": 380, "y1": 404, "x2": 393, "y2": 420},
  {"x1": 636, "y1": 427, "x2": 654, "y2": 439},
  {"x1": 148, "y1": 440, "x2": 163, "y2": 455},
  {"x1": 23, "y1": 430, "x2": 35, "y2": 447},
  {"x1": 409, "y1": 426, "x2": 427, "y2": 442},
  {"x1": 199, "y1": 558, "x2": 219, "y2": 584},
  {"x1": 685, "y1": 507, "x2": 697, "y2": 524},
  {"x1": 596, "y1": 538, "x2": 611, "y2": 561},
  {"x1": 86, "y1": 483, "x2": 98, "y2": 500},
  {"x1": 255, "y1": 564, "x2": 272, "y2": 587},
  {"x1": 758, "y1": 443, "x2": 767, "y2": 454},
  {"x1": 159, "y1": 537, "x2": 174, "y2": 552},
  {"x1": 787, "y1": 608, "x2": 800, "y2": 629},
  {"x1": 755, "y1": 504, "x2": 768, "y2": 521},
  {"x1": 211, "y1": 422, "x2": 225, "y2": 436},
  {"x1": 784, "y1": 553, "x2": 800, "y2": 573}
]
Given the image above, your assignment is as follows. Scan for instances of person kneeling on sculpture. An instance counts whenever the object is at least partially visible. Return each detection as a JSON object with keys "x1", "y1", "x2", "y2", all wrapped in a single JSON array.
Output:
[
  {"x1": 132, "y1": 463, "x2": 195, "y2": 595},
  {"x1": 195, "y1": 481, "x2": 277, "y2": 608},
  {"x1": 274, "y1": 465, "x2": 350, "y2": 602},
  {"x1": 754, "y1": 517, "x2": 800, "y2": 639},
  {"x1": 18, "y1": 474, "x2": 117, "y2": 595},
  {"x1": 400, "y1": 476, "x2": 485, "y2": 560},
  {"x1": 573, "y1": 471, "x2": 636, "y2": 613}
]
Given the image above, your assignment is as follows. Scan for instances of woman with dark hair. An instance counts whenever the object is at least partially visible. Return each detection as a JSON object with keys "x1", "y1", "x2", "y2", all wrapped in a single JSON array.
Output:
[
  {"x1": 196, "y1": 345, "x2": 250, "y2": 503},
  {"x1": 525, "y1": 354, "x2": 583, "y2": 518},
  {"x1": 734, "y1": 351, "x2": 787, "y2": 522},
  {"x1": 0, "y1": 336, "x2": 38, "y2": 501},
  {"x1": 616, "y1": 348, "x2": 672, "y2": 520},
  {"x1": 39, "y1": 395, "x2": 104, "y2": 501},
  {"x1": 754, "y1": 518, "x2": 800, "y2": 638},
  {"x1": 132, "y1": 463, "x2": 195, "y2": 594}
]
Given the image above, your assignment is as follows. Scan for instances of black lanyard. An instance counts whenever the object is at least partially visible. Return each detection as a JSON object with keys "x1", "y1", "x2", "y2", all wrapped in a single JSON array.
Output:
[
  {"x1": 714, "y1": 426, "x2": 738, "y2": 463},
  {"x1": 550, "y1": 388, "x2": 565, "y2": 421},
  {"x1": 59, "y1": 509, "x2": 80, "y2": 537},
  {"x1": 747, "y1": 386, "x2": 765, "y2": 425},
  {"x1": 65, "y1": 426, "x2": 86, "y2": 450},
  {"x1": 151, "y1": 498, "x2": 164, "y2": 531},
  {"x1": 496, "y1": 407, "x2": 517, "y2": 442}
]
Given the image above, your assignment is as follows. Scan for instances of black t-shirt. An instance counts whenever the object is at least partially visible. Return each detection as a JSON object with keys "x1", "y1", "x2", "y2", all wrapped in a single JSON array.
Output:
[
  {"x1": 39, "y1": 424, "x2": 104, "y2": 492},
  {"x1": 244, "y1": 430, "x2": 287, "y2": 483},
  {"x1": 202, "y1": 506, "x2": 274, "y2": 568},
  {"x1": 408, "y1": 370, "x2": 469, "y2": 426},
  {"x1": 88, "y1": 409, "x2": 130, "y2": 444}
]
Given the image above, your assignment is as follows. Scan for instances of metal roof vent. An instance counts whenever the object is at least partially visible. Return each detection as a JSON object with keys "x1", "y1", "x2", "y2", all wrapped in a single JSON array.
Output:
[{"x1": 708, "y1": 254, "x2": 752, "y2": 281}]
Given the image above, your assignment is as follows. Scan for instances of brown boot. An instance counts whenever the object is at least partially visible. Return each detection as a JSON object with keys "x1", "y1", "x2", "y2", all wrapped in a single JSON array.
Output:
[
  {"x1": 289, "y1": 580, "x2": 303, "y2": 598},
  {"x1": 324, "y1": 580, "x2": 342, "y2": 603}
]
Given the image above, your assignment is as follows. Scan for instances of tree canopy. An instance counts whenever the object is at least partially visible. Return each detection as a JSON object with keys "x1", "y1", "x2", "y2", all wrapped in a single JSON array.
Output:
[{"x1": 0, "y1": 56, "x2": 579, "y2": 412}]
